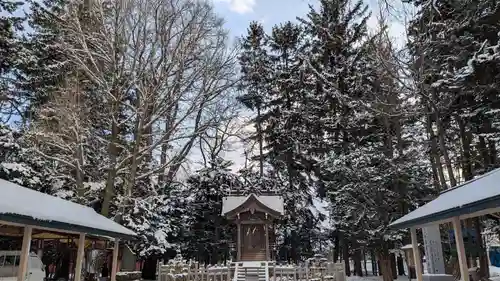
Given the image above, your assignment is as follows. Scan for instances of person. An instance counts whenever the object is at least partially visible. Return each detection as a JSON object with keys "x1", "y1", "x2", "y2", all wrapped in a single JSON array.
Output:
[{"x1": 101, "y1": 263, "x2": 109, "y2": 281}]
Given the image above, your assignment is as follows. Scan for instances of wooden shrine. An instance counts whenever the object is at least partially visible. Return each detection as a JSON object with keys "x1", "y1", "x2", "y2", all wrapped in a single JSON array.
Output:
[{"x1": 222, "y1": 193, "x2": 284, "y2": 261}]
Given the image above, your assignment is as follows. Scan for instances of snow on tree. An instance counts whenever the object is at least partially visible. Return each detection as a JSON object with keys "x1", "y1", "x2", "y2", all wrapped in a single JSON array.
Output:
[
  {"x1": 0, "y1": 124, "x2": 46, "y2": 190},
  {"x1": 45, "y1": 0, "x2": 238, "y2": 217},
  {"x1": 182, "y1": 158, "x2": 240, "y2": 264}
]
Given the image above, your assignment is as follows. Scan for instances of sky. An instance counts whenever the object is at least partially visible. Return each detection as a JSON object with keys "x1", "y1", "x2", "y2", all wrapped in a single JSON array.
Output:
[{"x1": 211, "y1": 0, "x2": 408, "y2": 44}]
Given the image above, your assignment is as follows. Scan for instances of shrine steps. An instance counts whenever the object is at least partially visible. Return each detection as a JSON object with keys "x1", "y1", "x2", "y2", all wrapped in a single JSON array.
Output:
[{"x1": 234, "y1": 262, "x2": 268, "y2": 281}]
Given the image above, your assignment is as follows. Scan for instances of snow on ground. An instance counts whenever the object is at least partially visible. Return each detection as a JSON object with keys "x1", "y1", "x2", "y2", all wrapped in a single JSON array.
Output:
[
  {"x1": 491, "y1": 265, "x2": 500, "y2": 277},
  {"x1": 346, "y1": 266, "x2": 500, "y2": 281}
]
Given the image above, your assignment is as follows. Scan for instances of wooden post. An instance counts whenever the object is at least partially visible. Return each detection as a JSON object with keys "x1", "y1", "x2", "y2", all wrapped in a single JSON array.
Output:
[
  {"x1": 265, "y1": 224, "x2": 270, "y2": 261},
  {"x1": 111, "y1": 239, "x2": 120, "y2": 281},
  {"x1": 410, "y1": 227, "x2": 423, "y2": 281},
  {"x1": 237, "y1": 223, "x2": 241, "y2": 261},
  {"x1": 74, "y1": 233, "x2": 86, "y2": 281},
  {"x1": 17, "y1": 226, "x2": 33, "y2": 281},
  {"x1": 452, "y1": 217, "x2": 470, "y2": 281}
]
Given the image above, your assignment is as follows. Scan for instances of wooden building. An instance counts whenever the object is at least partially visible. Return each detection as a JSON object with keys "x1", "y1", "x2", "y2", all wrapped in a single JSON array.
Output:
[{"x1": 221, "y1": 193, "x2": 284, "y2": 261}]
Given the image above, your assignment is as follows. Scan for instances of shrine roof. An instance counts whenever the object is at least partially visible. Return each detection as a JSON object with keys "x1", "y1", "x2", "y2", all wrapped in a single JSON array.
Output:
[{"x1": 221, "y1": 194, "x2": 284, "y2": 216}]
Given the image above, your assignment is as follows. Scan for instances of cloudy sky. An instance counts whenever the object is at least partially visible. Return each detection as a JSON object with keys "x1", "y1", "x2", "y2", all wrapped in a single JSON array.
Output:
[{"x1": 211, "y1": 0, "x2": 408, "y2": 43}]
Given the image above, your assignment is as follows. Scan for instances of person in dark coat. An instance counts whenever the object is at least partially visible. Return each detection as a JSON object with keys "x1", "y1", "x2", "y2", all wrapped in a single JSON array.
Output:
[{"x1": 101, "y1": 263, "x2": 109, "y2": 281}]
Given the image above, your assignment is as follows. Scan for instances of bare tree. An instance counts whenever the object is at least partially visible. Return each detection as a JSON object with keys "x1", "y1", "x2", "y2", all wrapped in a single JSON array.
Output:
[{"x1": 34, "y1": 0, "x2": 238, "y2": 216}]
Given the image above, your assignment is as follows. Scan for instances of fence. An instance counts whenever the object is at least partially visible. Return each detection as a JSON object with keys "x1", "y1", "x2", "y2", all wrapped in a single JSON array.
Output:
[
  {"x1": 158, "y1": 262, "x2": 345, "y2": 281},
  {"x1": 268, "y1": 262, "x2": 345, "y2": 281}
]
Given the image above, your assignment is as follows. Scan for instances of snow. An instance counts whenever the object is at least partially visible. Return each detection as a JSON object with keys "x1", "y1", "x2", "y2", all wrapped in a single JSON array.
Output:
[
  {"x1": 0, "y1": 178, "x2": 136, "y2": 237},
  {"x1": 342, "y1": 265, "x2": 500, "y2": 281},
  {"x1": 491, "y1": 266, "x2": 500, "y2": 277},
  {"x1": 390, "y1": 167, "x2": 500, "y2": 228},
  {"x1": 221, "y1": 194, "x2": 284, "y2": 215}
]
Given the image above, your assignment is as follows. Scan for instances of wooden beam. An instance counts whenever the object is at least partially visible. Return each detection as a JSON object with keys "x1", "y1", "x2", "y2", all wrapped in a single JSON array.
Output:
[
  {"x1": 410, "y1": 227, "x2": 423, "y2": 281},
  {"x1": 74, "y1": 233, "x2": 86, "y2": 281},
  {"x1": 111, "y1": 239, "x2": 120, "y2": 281},
  {"x1": 17, "y1": 226, "x2": 33, "y2": 281},
  {"x1": 265, "y1": 224, "x2": 269, "y2": 261},
  {"x1": 452, "y1": 217, "x2": 469, "y2": 281}
]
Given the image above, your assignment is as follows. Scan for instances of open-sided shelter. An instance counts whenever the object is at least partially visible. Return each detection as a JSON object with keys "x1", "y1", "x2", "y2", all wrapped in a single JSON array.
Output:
[
  {"x1": 390, "y1": 167, "x2": 500, "y2": 281},
  {"x1": 0, "y1": 179, "x2": 136, "y2": 281}
]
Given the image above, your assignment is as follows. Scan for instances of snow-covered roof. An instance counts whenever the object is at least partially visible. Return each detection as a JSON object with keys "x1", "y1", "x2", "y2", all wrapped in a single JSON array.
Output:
[
  {"x1": 0, "y1": 179, "x2": 136, "y2": 239},
  {"x1": 222, "y1": 194, "x2": 284, "y2": 215},
  {"x1": 390, "y1": 167, "x2": 500, "y2": 229}
]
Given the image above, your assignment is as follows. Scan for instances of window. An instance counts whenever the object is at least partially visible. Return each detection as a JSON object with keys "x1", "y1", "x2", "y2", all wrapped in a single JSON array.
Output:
[{"x1": 4, "y1": 256, "x2": 20, "y2": 266}]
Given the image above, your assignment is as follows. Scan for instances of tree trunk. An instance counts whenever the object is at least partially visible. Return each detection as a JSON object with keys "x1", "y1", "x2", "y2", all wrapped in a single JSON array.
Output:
[
  {"x1": 436, "y1": 116, "x2": 457, "y2": 187},
  {"x1": 371, "y1": 251, "x2": 377, "y2": 276},
  {"x1": 426, "y1": 112, "x2": 446, "y2": 190},
  {"x1": 363, "y1": 249, "x2": 368, "y2": 276},
  {"x1": 101, "y1": 106, "x2": 120, "y2": 217},
  {"x1": 457, "y1": 115, "x2": 472, "y2": 184},
  {"x1": 378, "y1": 252, "x2": 393, "y2": 281},
  {"x1": 474, "y1": 217, "x2": 489, "y2": 278},
  {"x1": 257, "y1": 106, "x2": 264, "y2": 178},
  {"x1": 343, "y1": 238, "x2": 351, "y2": 276},
  {"x1": 478, "y1": 136, "x2": 490, "y2": 171},
  {"x1": 390, "y1": 253, "x2": 397, "y2": 279},
  {"x1": 354, "y1": 248, "x2": 363, "y2": 276},
  {"x1": 489, "y1": 140, "x2": 497, "y2": 166},
  {"x1": 333, "y1": 232, "x2": 340, "y2": 262}
]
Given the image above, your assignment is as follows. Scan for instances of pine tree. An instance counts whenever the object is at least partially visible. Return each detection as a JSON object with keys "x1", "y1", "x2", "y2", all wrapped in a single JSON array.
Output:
[
  {"x1": 0, "y1": 0, "x2": 24, "y2": 120},
  {"x1": 0, "y1": 124, "x2": 54, "y2": 193},
  {"x1": 408, "y1": 0, "x2": 500, "y2": 276},
  {"x1": 182, "y1": 158, "x2": 240, "y2": 264},
  {"x1": 238, "y1": 22, "x2": 271, "y2": 178}
]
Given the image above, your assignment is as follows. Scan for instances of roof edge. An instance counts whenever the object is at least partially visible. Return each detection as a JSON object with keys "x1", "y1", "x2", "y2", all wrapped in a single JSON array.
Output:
[
  {"x1": 223, "y1": 194, "x2": 282, "y2": 218},
  {"x1": 389, "y1": 194, "x2": 500, "y2": 230},
  {"x1": 0, "y1": 213, "x2": 136, "y2": 240}
]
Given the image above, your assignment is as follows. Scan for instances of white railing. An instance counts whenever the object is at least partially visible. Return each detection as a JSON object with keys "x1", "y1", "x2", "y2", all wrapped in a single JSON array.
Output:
[{"x1": 157, "y1": 261, "x2": 345, "y2": 281}]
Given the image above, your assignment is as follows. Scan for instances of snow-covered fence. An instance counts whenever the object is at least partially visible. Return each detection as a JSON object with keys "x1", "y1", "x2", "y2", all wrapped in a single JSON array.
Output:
[
  {"x1": 269, "y1": 262, "x2": 345, "y2": 281},
  {"x1": 157, "y1": 261, "x2": 345, "y2": 281},
  {"x1": 158, "y1": 262, "x2": 234, "y2": 281}
]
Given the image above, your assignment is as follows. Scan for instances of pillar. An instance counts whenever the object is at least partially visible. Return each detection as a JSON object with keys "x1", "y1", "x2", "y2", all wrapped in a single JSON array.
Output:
[
  {"x1": 452, "y1": 217, "x2": 469, "y2": 281},
  {"x1": 75, "y1": 233, "x2": 86, "y2": 281},
  {"x1": 410, "y1": 227, "x2": 423, "y2": 281},
  {"x1": 265, "y1": 224, "x2": 270, "y2": 261},
  {"x1": 237, "y1": 223, "x2": 241, "y2": 261},
  {"x1": 111, "y1": 239, "x2": 119, "y2": 281},
  {"x1": 37, "y1": 240, "x2": 43, "y2": 260},
  {"x1": 17, "y1": 226, "x2": 33, "y2": 281}
]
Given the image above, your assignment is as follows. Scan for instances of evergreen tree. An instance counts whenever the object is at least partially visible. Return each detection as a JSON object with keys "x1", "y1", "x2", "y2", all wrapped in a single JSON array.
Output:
[
  {"x1": 0, "y1": 124, "x2": 54, "y2": 192},
  {"x1": 182, "y1": 158, "x2": 240, "y2": 264},
  {"x1": 0, "y1": 0, "x2": 24, "y2": 121},
  {"x1": 407, "y1": 0, "x2": 500, "y2": 276}
]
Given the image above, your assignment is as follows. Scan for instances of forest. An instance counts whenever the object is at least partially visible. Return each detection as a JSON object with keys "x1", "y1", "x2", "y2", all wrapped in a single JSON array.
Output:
[{"x1": 1, "y1": 0, "x2": 500, "y2": 280}]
